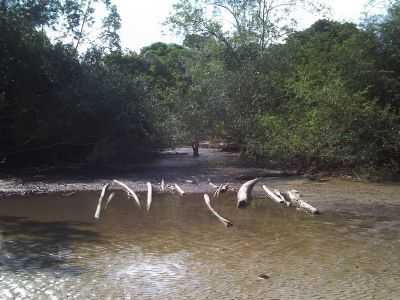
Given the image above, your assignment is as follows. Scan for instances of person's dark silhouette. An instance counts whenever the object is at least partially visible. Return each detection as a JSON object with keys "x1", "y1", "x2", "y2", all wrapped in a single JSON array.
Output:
[{"x1": 192, "y1": 140, "x2": 199, "y2": 157}]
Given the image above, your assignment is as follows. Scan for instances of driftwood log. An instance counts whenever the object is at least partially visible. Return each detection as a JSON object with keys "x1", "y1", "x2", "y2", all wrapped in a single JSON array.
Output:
[
  {"x1": 208, "y1": 179, "x2": 219, "y2": 189},
  {"x1": 209, "y1": 179, "x2": 236, "y2": 198},
  {"x1": 174, "y1": 183, "x2": 185, "y2": 196},
  {"x1": 104, "y1": 192, "x2": 115, "y2": 209},
  {"x1": 262, "y1": 185, "x2": 285, "y2": 205},
  {"x1": 95, "y1": 180, "x2": 143, "y2": 219},
  {"x1": 262, "y1": 185, "x2": 319, "y2": 214},
  {"x1": 146, "y1": 182, "x2": 152, "y2": 212},
  {"x1": 273, "y1": 189, "x2": 291, "y2": 206},
  {"x1": 113, "y1": 180, "x2": 141, "y2": 208},
  {"x1": 160, "y1": 178, "x2": 165, "y2": 192},
  {"x1": 283, "y1": 190, "x2": 319, "y2": 214},
  {"x1": 213, "y1": 184, "x2": 229, "y2": 198},
  {"x1": 237, "y1": 178, "x2": 261, "y2": 208},
  {"x1": 94, "y1": 183, "x2": 111, "y2": 219},
  {"x1": 203, "y1": 194, "x2": 232, "y2": 227}
]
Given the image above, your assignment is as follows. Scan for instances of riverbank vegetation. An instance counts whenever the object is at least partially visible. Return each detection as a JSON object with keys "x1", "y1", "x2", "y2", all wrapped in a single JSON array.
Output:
[{"x1": 1, "y1": 0, "x2": 400, "y2": 178}]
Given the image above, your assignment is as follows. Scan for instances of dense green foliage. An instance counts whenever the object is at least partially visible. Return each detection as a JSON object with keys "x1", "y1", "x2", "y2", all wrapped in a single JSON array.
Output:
[
  {"x1": 1, "y1": 0, "x2": 400, "y2": 178},
  {"x1": 0, "y1": 1, "x2": 162, "y2": 165},
  {"x1": 166, "y1": 0, "x2": 400, "y2": 177}
]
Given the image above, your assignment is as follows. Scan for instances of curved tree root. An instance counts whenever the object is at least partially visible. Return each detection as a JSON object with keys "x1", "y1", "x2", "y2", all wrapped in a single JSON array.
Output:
[{"x1": 204, "y1": 194, "x2": 233, "y2": 227}]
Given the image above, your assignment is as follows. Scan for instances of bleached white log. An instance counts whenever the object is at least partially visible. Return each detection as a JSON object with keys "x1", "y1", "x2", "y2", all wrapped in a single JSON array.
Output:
[
  {"x1": 112, "y1": 180, "x2": 141, "y2": 208},
  {"x1": 297, "y1": 200, "x2": 319, "y2": 214},
  {"x1": 104, "y1": 192, "x2": 115, "y2": 209},
  {"x1": 174, "y1": 183, "x2": 185, "y2": 196},
  {"x1": 146, "y1": 182, "x2": 152, "y2": 212},
  {"x1": 160, "y1": 178, "x2": 165, "y2": 192},
  {"x1": 208, "y1": 179, "x2": 219, "y2": 189},
  {"x1": 273, "y1": 189, "x2": 284, "y2": 201},
  {"x1": 94, "y1": 183, "x2": 110, "y2": 219},
  {"x1": 214, "y1": 184, "x2": 230, "y2": 198},
  {"x1": 284, "y1": 190, "x2": 319, "y2": 214},
  {"x1": 283, "y1": 190, "x2": 300, "y2": 207},
  {"x1": 237, "y1": 178, "x2": 261, "y2": 208},
  {"x1": 204, "y1": 194, "x2": 232, "y2": 227},
  {"x1": 214, "y1": 184, "x2": 223, "y2": 198},
  {"x1": 262, "y1": 185, "x2": 285, "y2": 204},
  {"x1": 273, "y1": 188, "x2": 291, "y2": 207}
]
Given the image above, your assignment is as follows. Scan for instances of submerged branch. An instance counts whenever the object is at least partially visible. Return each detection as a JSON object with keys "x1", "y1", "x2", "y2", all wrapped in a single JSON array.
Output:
[
  {"x1": 283, "y1": 190, "x2": 319, "y2": 214},
  {"x1": 94, "y1": 183, "x2": 110, "y2": 219},
  {"x1": 174, "y1": 183, "x2": 185, "y2": 196},
  {"x1": 237, "y1": 178, "x2": 261, "y2": 208},
  {"x1": 160, "y1": 178, "x2": 165, "y2": 192},
  {"x1": 204, "y1": 194, "x2": 233, "y2": 227},
  {"x1": 146, "y1": 182, "x2": 152, "y2": 212},
  {"x1": 112, "y1": 180, "x2": 141, "y2": 208},
  {"x1": 104, "y1": 192, "x2": 115, "y2": 209},
  {"x1": 262, "y1": 185, "x2": 285, "y2": 204}
]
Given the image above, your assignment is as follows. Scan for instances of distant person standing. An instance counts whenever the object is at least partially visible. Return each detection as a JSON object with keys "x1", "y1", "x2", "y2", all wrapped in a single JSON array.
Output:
[{"x1": 192, "y1": 140, "x2": 199, "y2": 157}]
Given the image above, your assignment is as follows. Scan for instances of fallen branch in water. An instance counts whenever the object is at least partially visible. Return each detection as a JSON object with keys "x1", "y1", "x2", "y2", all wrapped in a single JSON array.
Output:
[
  {"x1": 174, "y1": 183, "x2": 185, "y2": 196},
  {"x1": 237, "y1": 178, "x2": 261, "y2": 208},
  {"x1": 203, "y1": 194, "x2": 232, "y2": 227},
  {"x1": 262, "y1": 186, "x2": 319, "y2": 214},
  {"x1": 283, "y1": 190, "x2": 319, "y2": 214},
  {"x1": 208, "y1": 179, "x2": 219, "y2": 189},
  {"x1": 146, "y1": 182, "x2": 152, "y2": 212},
  {"x1": 262, "y1": 185, "x2": 285, "y2": 205},
  {"x1": 113, "y1": 180, "x2": 141, "y2": 208},
  {"x1": 104, "y1": 192, "x2": 115, "y2": 209},
  {"x1": 273, "y1": 189, "x2": 291, "y2": 207},
  {"x1": 94, "y1": 183, "x2": 110, "y2": 219},
  {"x1": 214, "y1": 183, "x2": 231, "y2": 198},
  {"x1": 160, "y1": 178, "x2": 165, "y2": 192},
  {"x1": 208, "y1": 179, "x2": 236, "y2": 198}
]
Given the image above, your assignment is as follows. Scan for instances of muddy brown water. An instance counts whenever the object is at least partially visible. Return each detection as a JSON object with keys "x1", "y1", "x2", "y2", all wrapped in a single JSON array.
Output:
[{"x1": 0, "y1": 191, "x2": 400, "y2": 299}]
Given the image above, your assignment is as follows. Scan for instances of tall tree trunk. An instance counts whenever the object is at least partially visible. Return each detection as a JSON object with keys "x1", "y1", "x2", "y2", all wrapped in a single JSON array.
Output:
[{"x1": 75, "y1": 0, "x2": 92, "y2": 52}]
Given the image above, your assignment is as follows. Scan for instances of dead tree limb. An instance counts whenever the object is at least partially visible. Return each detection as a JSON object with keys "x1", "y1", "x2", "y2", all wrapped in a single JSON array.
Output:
[
  {"x1": 272, "y1": 188, "x2": 291, "y2": 207},
  {"x1": 283, "y1": 190, "x2": 319, "y2": 214},
  {"x1": 104, "y1": 192, "x2": 115, "y2": 210},
  {"x1": 208, "y1": 179, "x2": 234, "y2": 198},
  {"x1": 94, "y1": 183, "x2": 110, "y2": 219},
  {"x1": 112, "y1": 180, "x2": 141, "y2": 208},
  {"x1": 237, "y1": 178, "x2": 261, "y2": 208},
  {"x1": 174, "y1": 183, "x2": 185, "y2": 196},
  {"x1": 204, "y1": 194, "x2": 232, "y2": 227},
  {"x1": 262, "y1": 185, "x2": 285, "y2": 205},
  {"x1": 160, "y1": 178, "x2": 165, "y2": 192},
  {"x1": 146, "y1": 182, "x2": 152, "y2": 212},
  {"x1": 208, "y1": 179, "x2": 219, "y2": 189},
  {"x1": 273, "y1": 189, "x2": 291, "y2": 206},
  {"x1": 214, "y1": 184, "x2": 230, "y2": 198}
]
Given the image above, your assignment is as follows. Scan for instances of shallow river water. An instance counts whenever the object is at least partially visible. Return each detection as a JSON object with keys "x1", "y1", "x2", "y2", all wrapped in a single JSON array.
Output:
[{"x1": 0, "y1": 191, "x2": 399, "y2": 299}]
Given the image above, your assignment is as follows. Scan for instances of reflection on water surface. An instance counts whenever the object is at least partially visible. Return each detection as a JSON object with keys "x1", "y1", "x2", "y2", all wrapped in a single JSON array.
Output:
[{"x1": 0, "y1": 192, "x2": 399, "y2": 299}]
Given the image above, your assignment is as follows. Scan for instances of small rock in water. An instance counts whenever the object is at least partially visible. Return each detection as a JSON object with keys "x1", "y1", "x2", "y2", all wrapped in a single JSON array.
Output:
[{"x1": 257, "y1": 273, "x2": 270, "y2": 280}]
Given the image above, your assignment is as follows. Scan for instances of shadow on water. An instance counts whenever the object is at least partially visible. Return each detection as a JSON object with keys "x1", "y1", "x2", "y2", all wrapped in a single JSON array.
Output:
[{"x1": 0, "y1": 216, "x2": 101, "y2": 275}]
